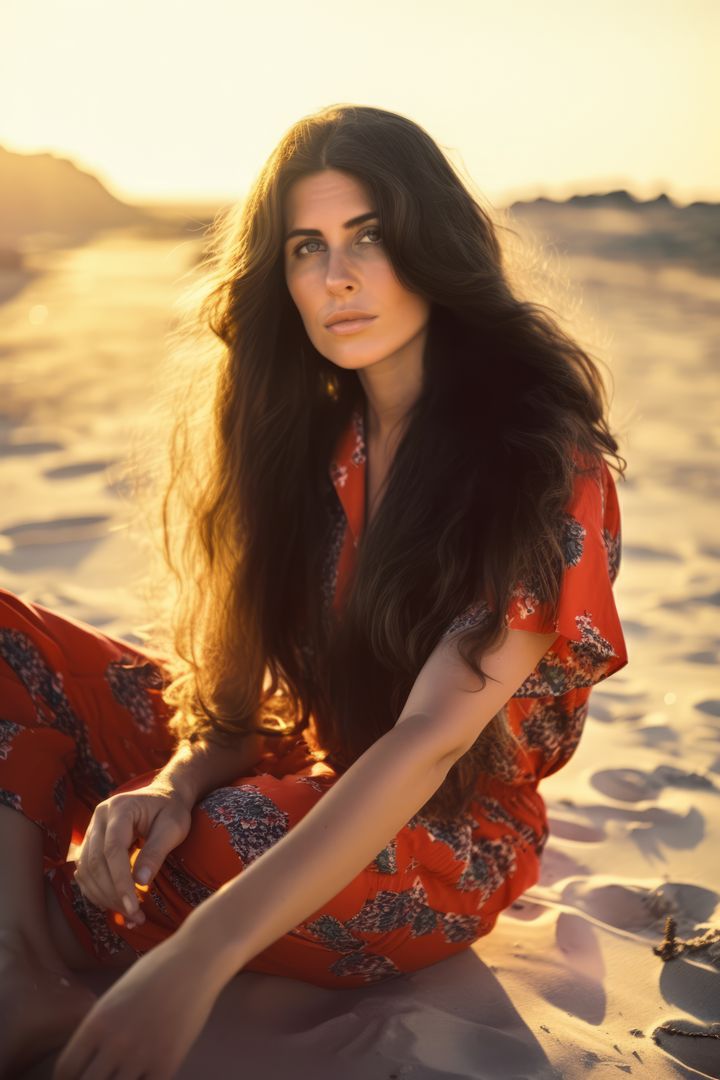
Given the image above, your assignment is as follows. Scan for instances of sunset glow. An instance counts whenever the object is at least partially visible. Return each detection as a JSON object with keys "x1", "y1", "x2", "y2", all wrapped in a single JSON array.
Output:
[{"x1": 3, "y1": 0, "x2": 717, "y2": 207}]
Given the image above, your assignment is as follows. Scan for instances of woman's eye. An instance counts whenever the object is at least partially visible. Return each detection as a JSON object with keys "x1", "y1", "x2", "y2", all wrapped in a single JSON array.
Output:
[
  {"x1": 293, "y1": 226, "x2": 382, "y2": 258},
  {"x1": 291, "y1": 237, "x2": 318, "y2": 256}
]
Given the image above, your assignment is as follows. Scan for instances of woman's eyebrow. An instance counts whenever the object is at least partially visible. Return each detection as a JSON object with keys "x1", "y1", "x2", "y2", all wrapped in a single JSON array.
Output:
[{"x1": 285, "y1": 211, "x2": 379, "y2": 243}]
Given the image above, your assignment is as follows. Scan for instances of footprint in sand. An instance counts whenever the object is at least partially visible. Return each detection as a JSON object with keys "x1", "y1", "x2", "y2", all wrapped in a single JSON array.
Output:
[
  {"x1": 560, "y1": 878, "x2": 668, "y2": 930},
  {"x1": 559, "y1": 878, "x2": 718, "y2": 934},
  {"x1": 0, "y1": 439, "x2": 65, "y2": 456},
  {"x1": 632, "y1": 722, "x2": 679, "y2": 745},
  {"x1": 649, "y1": 880, "x2": 718, "y2": 924},
  {"x1": 619, "y1": 618, "x2": 653, "y2": 637},
  {"x1": 556, "y1": 875, "x2": 720, "y2": 1039},
  {"x1": 0, "y1": 515, "x2": 112, "y2": 547},
  {"x1": 587, "y1": 701, "x2": 614, "y2": 724},
  {"x1": 591, "y1": 767, "x2": 663, "y2": 802},
  {"x1": 590, "y1": 765, "x2": 715, "y2": 803},
  {"x1": 653, "y1": 764, "x2": 716, "y2": 790},
  {"x1": 44, "y1": 459, "x2": 116, "y2": 479},
  {"x1": 575, "y1": 765, "x2": 715, "y2": 863},
  {"x1": 694, "y1": 698, "x2": 720, "y2": 718},
  {"x1": 0, "y1": 515, "x2": 113, "y2": 572},
  {"x1": 662, "y1": 588, "x2": 720, "y2": 610},
  {"x1": 683, "y1": 649, "x2": 719, "y2": 665},
  {"x1": 546, "y1": 815, "x2": 605, "y2": 843},
  {"x1": 622, "y1": 544, "x2": 682, "y2": 562}
]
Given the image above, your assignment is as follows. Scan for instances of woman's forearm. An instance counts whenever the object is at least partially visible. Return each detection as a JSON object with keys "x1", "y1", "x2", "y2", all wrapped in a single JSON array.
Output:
[
  {"x1": 152, "y1": 730, "x2": 269, "y2": 808},
  {"x1": 176, "y1": 714, "x2": 460, "y2": 989}
]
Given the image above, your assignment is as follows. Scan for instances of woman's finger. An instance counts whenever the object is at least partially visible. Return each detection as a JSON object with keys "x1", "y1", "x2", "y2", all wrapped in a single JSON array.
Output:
[
  {"x1": 73, "y1": 810, "x2": 105, "y2": 907},
  {"x1": 77, "y1": 803, "x2": 123, "y2": 913},
  {"x1": 104, "y1": 808, "x2": 143, "y2": 919},
  {"x1": 73, "y1": 861, "x2": 111, "y2": 914}
]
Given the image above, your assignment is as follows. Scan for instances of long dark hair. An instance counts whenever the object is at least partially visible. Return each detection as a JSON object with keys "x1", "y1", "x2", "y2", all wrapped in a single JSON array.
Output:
[{"x1": 134, "y1": 103, "x2": 625, "y2": 821}]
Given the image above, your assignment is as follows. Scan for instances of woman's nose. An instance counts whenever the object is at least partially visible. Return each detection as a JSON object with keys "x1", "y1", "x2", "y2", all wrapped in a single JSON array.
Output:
[{"x1": 324, "y1": 251, "x2": 359, "y2": 289}]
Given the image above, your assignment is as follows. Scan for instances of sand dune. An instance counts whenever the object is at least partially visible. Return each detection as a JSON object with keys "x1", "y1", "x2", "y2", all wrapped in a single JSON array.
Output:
[{"x1": 1, "y1": 210, "x2": 719, "y2": 1078}]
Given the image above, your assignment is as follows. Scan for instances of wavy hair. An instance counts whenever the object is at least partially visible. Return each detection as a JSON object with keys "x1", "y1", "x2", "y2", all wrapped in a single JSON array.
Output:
[{"x1": 132, "y1": 103, "x2": 625, "y2": 822}]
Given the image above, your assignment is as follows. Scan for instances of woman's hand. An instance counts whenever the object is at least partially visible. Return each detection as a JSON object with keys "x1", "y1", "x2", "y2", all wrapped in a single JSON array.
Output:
[
  {"x1": 52, "y1": 931, "x2": 222, "y2": 1080},
  {"x1": 73, "y1": 782, "x2": 193, "y2": 925}
]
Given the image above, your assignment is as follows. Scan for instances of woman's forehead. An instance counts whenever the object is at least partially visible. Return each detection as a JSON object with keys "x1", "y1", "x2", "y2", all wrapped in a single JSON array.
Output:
[{"x1": 284, "y1": 170, "x2": 373, "y2": 226}]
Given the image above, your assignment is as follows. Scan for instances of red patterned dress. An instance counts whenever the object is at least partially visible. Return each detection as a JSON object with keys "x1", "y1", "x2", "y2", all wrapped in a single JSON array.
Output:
[{"x1": 0, "y1": 407, "x2": 627, "y2": 987}]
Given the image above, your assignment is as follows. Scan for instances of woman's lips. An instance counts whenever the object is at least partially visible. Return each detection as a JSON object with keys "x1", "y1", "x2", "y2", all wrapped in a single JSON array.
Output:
[{"x1": 325, "y1": 316, "x2": 377, "y2": 335}]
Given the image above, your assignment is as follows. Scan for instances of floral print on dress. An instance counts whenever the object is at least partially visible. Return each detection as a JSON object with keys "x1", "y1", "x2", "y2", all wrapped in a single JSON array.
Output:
[
  {"x1": 285, "y1": 862, "x2": 491, "y2": 984},
  {"x1": 104, "y1": 657, "x2": 166, "y2": 733},
  {"x1": 461, "y1": 834, "x2": 519, "y2": 897},
  {"x1": 369, "y1": 838, "x2": 399, "y2": 874},
  {"x1": 299, "y1": 912, "x2": 366, "y2": 953},
  {"x1": 522, "y1": 699, "x2": 590, "y2": 779},
  {"x1": 472, "y1": 794, "x2": 548, "y2": 857},
  {"x1": 561, "y1": 511, "x2": 586, "y2": 568},
  {"x1": 513, "y1": 615, "x2": 618, "y2": 697},
  {"x1": 603, "y1": 527, "x2": 622, "y2": 583},
  {"x1": 407, "y1": 813, "x2": 475, "y2": 881},
  {"x1": 439, "y1": 910, "x2": 490, "y2": 944},
  {"x1": 477, "y1": 731, "x2": 529, "y2": 784},
  {"x1": 163, "y1": 856, "x2": 214, "y2": 908},
  {"x1": 442, "y1": 599, "x2": 493, "y2": 640},
  {"x1": 321, "y1": 481, "x2": 348, "y2": 614},
  {"x1": 63, "y1": 873, "x2": 137, "y2": 961},
  {"x1": 0, "y1": 718, "x2": 22, "y2": 761},
  {"x1": 352, "y1": 880, "x2": 485, "y2": 946},
  {"x1": 348, "y1": 879, "x2": 436, "y2": 937},
  {"x1": 0, "y1": 629, "x2": 62, "y2": 727},
  {"x1": 350, "y1": 412, "x2": 367, "y2": 467},
  {"x1": 52, "y1": 774, "x2": 66, "y2": 815},
  {"x1": 329, "y1": 461, "x2": 349, "y2": 490},
  {"x1": 0, "y1": 787, "x2": 23, "y2": 814},
  {"x1": 199, "y1": 784, "x2": 290, "y2": 866},
  {"x1": 147, "y1": 883, "x2": 171, "y2": 919},
  {"x1": 0, "y1": 628, "x2": 116, "y2": 803},
  {"x1": 406, "y1": 811, "x2": 528, "y2": 905},
  {"x1": 331, "y1": 951, "x2": 403, "y2": 982}
]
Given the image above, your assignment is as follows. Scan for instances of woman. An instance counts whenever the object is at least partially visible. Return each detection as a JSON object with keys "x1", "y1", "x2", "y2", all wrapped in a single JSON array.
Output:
[{"x1": 0, "y1": 104, "x2": 628, "y2": 1079}]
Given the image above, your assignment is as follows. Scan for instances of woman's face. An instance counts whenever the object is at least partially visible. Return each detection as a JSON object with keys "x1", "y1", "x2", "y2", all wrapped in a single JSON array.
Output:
[{"x1": 283, "y1": 169, "x2": 430, "y2": 373}]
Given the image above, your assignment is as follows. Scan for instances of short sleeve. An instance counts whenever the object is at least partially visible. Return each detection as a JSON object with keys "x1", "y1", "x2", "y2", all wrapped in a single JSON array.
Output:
[
  {"x1": 504, "y1": 456, "x2": 628, "y2": 690},
  {"x1": 441, "y1": 456, "x2": 629, "y2": 694}
]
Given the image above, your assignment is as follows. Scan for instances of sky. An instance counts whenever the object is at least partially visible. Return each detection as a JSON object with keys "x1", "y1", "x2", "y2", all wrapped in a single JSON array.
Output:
[{"x1": 2, "y1": 0, "x2": 717, "y2": 208}]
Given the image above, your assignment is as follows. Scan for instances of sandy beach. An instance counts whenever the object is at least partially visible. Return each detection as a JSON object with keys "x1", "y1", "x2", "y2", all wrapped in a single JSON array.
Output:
[{"x1": 2, "y1": 209, "x2": 719, "y2": 1079}]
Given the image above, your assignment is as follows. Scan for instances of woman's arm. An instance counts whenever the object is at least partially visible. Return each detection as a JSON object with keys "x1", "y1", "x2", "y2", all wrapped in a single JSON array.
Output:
[
  {"x1": 174, "y1": 627, "x2": 557, "y2": 992},
  {"x1": 151, "y1": 730, "x2": 269, "y2": 808}
]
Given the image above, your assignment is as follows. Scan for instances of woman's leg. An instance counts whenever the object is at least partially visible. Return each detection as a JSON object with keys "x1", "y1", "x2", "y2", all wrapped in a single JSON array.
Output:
[
  {"x1": 0, "y1": 588, "x2": 177, "y2": 1073},
  {"x1": 0, "y1": 802, "x2": 114, "y2": 970},
  {"x1": 0, "y1": 804, "x2": 104, "y2": 1077}
]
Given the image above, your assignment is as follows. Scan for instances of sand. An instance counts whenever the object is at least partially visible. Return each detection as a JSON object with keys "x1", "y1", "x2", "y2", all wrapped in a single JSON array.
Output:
[{"x1": 2, "y1": 215, "x2": 719, "y2": 1079}]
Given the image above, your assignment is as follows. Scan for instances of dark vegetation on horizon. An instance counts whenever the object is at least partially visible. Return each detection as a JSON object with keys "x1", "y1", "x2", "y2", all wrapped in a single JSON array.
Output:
[{"x1": 0, "y1": 144, "x2": 717, "y2": 277}]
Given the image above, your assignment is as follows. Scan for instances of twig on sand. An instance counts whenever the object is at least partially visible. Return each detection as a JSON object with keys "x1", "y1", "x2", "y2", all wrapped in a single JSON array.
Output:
[
  {"x1": 652, "y1": 915, "x2": 720, "y2": 965},
  {"x1": 653, "y1": 1024, "x2": 720, "y2": 1043},
  {"x1": 654, "y1": 916, "x2": 681, "y2": 960}
]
